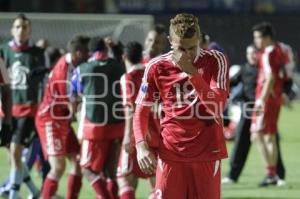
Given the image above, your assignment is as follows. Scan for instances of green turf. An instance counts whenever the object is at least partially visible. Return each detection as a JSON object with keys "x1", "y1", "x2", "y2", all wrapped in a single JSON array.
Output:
[{"x1": 1, "y1": 102, "x2": 300, "y2": 198}]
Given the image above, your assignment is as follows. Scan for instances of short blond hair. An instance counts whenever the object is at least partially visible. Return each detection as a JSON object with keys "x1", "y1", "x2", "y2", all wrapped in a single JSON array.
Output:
[{"x1": 170, "y1": 13, "x2": 200, "y2": 38}]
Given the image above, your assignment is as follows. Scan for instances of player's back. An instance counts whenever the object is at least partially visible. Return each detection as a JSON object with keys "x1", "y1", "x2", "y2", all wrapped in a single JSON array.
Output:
[
  {"x1": 38, "y1": 54, "x2": 72, "y2": 118},
  {"x1": 79, "y1": 57, "x2": 125, "y2": 124},
  {"x1": 256, "y1": 42, "x2": 289, "y2": 102}
]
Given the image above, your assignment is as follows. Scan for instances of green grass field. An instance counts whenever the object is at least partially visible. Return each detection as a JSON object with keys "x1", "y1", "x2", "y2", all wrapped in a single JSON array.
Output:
[{"x1": 1, "y1": 102, "x2": 300, "y2": 199}]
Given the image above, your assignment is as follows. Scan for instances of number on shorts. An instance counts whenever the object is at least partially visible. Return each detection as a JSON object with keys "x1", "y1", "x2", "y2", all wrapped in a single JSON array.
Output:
[{"x1": 155, "y1": 189, "x2": 162, "y2": 199}]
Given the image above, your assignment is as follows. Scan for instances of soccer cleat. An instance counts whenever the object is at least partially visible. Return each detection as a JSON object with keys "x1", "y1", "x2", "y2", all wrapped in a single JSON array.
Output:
[
  {"x1": 0, "y1": 184, "x2": 10, "y2": 198},
  {"x1": 221, "y1": 177, "x2": 235, "y2": 185},
  {"x1": 259, "y1": 175, "x2": 278, "y2": 187},
  {"x1": 277, "y1": 179, "x2": 287, "y2": 187}
]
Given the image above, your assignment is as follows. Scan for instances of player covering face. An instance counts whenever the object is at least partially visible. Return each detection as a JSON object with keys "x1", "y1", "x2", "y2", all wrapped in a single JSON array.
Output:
[{"x1": 134, "y1": 13, "x2": 229, "y2": 199}]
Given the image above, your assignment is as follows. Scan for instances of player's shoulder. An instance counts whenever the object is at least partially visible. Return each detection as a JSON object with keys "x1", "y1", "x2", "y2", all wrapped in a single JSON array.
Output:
[
  {"x1": 144, "y1": 52, "x2": 173, "y2": 74},
  {"x1": 94, "y1": 57, "x2": 119, "y2": 68},
  {"x1": 146, "y1": 52, "x2": 173, "y2": 66},
  {"x1": 200, "y1": 49, "x2": 226, "y2": 63}
]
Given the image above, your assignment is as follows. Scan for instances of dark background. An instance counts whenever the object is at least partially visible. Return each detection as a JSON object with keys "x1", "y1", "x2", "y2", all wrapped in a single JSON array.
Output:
[{"x1": 1, "y1": 0, "x2": 300, "y2": 67}]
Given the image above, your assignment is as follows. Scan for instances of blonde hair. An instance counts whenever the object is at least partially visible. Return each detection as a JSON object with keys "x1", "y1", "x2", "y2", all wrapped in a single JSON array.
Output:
[{"x1": 170, "y1": 13, "x2": 200, "y2": 39}]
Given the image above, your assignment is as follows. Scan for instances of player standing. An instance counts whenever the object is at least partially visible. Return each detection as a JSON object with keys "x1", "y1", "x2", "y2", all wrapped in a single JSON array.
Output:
[
  {"x1": 116, "y1": 42, "x2": 160, "y2": 199},
  {"x1": 251, "y1": 22, "x2": 289, "y2": 186},
  {"x1": 35, "y1": 35, "x2": 90, "y2": 199},
  {"x1": 72, "y1": 45, "x2": 125, "y2": 199},
  {"x1": 134, "y1": 13, "x2": 229, "y2": 199},
  {"x1": 0, "y1": 14, "x2": 46, "y2": 199}
]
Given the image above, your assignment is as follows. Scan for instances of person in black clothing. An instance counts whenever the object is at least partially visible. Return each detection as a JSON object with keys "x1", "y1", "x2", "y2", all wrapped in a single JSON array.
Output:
[{"x1": 222, "y1": 45, "x2": 286, "y2": 186}]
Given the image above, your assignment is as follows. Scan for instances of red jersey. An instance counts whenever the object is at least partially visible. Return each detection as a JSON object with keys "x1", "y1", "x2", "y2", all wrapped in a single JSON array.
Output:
[
  {"x1": 120, "y1": 64, "x2": 160, "y2": 148},
  {"x1": 37, "y1": 54, "x2": 74, "y2": 121},
  {"x1": 256, "y1": 42, "x2": 289, "y2": 105},
  {"x1": 135, "y1": 49, "x2": 229, "y2": 162}
]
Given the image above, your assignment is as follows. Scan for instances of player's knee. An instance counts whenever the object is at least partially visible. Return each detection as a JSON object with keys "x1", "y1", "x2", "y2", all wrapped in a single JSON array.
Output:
[
  {"x1": 251, "y1": 133, "x2": 260, "y2": 143},
  {"x1": 9, "y1": 145, "x2": 23, "y2": 167},
  {"x1": 70, "y1": 161, "x2": 82, "y2": 176},
  {"x1": 51, "y1": 161, "x2": 66, "y2": 178},
  {"x1": 265, "y1": 134, "x2": 276, "y2": 144},
  {"x1": 81, "y1": 167, "x2": 92, "y2": 178},
  {"x1": 117, "y1": 176, "x2": 132, "y2": 188}
]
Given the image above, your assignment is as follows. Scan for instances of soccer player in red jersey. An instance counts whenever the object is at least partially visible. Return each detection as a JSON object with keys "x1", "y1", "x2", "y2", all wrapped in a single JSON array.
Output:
[
  {"x1": 35, "y1": 35, "x2": 90, "y2": 199},
  {"x1": 117, "y1": 42, "x2": 160, "y2": 199},
  {"x1": 251, "y1": 22, "x2": 289, "y2": 186},
  {"x1": 134, "y1": 13, "x2": 229, "y2": 199}
]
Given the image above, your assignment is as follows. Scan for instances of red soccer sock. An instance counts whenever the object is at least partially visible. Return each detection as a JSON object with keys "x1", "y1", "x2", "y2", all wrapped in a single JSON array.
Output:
[
  {"x1": 66, "y1": 174, "x2": 82, "y2": 199},
  {"x1": 119, "y1": 185, "x2": 135, "y2": 199},
  {"x1": 106, "y1": 178, "x2": 118, "y2": 199},
  {"x1": 266, "y1": 165, "x2": 276, "y2": 177},
  {"x1": 91, "y1": 176, "x2": 110, "y2": 199},
  {"x1": 42, "y1": 176, "x2": 58, "y2": 199}
]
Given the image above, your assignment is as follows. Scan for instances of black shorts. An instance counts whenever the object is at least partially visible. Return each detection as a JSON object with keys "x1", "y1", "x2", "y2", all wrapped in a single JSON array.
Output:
[
  {"x1": 0, "y1": 122, "x2": 12, "y2": 147},
  {"x1": 11, "y1": 117, "x2": 36, "y2": 147}
]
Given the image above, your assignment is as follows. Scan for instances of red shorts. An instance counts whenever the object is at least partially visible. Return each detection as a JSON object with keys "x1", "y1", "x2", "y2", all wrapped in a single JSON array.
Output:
[
  {"x1": 35, "y1": 116, "x2": 80, "y2": 159},
  {"x1": 251, "y1": 103, "x2": 281, "y2": 134},
  {"x1": 117, "y1": 147, "x2": 156, "y2": 179},
  {"x1": 154, "y1": 158, "x2": 221, "y2": 199},
  {"x1": 80, "y1": 138, "x2": 120, "y2": 173}
]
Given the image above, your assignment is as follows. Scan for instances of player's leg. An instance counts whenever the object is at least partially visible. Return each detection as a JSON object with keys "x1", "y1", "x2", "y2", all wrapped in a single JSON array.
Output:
[
  {"x1": 264, "y1": 134, "x2": 278, "y2": 176},
  {"x1": 117, "y1": 147, "x2": 137, "y2": 199},
  {"x1": 42, "y1": 155, "x2": 66, "y2": 199},
  {"x1": 192, "y1": 160, "x2": 221, "y2": 199},
  {"x1": 154, "y1": 158, "x2": 186, "y2": 199},
  {"x1": 65, "y1": 129, "x2": 82, "y2": 199},
  {"x1": 148, "y1": 176, "x2": 156, "y2": 199},
  {"x1": 117, "y1": 175, "x2": 137, "y2": 199},
  {"x1": 258, "y1": 106, "x2": 280, "y2": 186},
  {"x1": 104, "y1": 139, "x2": 122, "y2": 199},
  {"x1": 276, "y1": 132, "x2": 286, "y2": 185},
  {"x1": 9, "y1": 141, "x2": 24, "y2": 199},
  {"x1": 80, "y1": 139, "x2": 111, "y2": 198},
  {"x1": 36, "y1": 118, "x2": 68, "y2": 198},
  {"x1": 9, "y1": 117, "x2": 40, "y2": 199},
  {"x1": 251, "y1": 132, "x2": 269, "y2": 166}
]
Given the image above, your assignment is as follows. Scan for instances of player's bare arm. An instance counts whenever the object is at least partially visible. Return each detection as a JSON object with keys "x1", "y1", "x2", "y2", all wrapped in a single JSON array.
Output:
[
  {"x1": 122, "y1": 104, "x2": 134, "y2": 153},
  {"x1": 134, "y1": 105, "x2": 157, "y2": 175},
  {"x1": 255, "y1": 72, "x2": 274, "y2": 114}
]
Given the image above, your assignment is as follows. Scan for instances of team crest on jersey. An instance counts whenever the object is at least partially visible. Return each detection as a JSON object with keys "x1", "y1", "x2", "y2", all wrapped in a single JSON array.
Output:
[
  {"x1": 140, "y1": 82, "x2": 148, "y2": 94},
  {"x1": 8, "y1": 61, "x2": 29, "y2": 90}
]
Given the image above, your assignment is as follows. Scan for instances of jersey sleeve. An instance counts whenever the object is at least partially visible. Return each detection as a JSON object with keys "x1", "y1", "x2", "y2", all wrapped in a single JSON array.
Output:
[
  {"x1": 0, "y1": 57, "x2": 9, "y2": 85},
  {"x1": 210, "y1": 50, "x2": 229, "y2": 95},
  {"x1": 189, "y1": 51, "x2": 229, "y2": 118},
  {"x1": 135, "y1": 63, "x2": 159, "y2": 106},
  {"x1": 120, "y1": 74, "x2": 134, "y2": 106},
  {"x1": 71, "y1": 67, "x2": 84, "y2": 96}
]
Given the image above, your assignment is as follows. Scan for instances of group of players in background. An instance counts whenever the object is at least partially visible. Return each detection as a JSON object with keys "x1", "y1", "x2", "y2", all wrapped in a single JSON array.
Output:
[{"x1": 0, "y1": 12, "x2": 295, "y2": 199}]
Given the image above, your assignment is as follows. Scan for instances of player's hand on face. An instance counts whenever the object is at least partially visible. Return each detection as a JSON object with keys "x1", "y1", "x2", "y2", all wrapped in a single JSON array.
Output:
[
  {"x1": 172, "y1": 49, "x2": 197, "y2": 75},
  {"x1": 136, "y1": 141, "x2": 157, "y2": 175}
]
